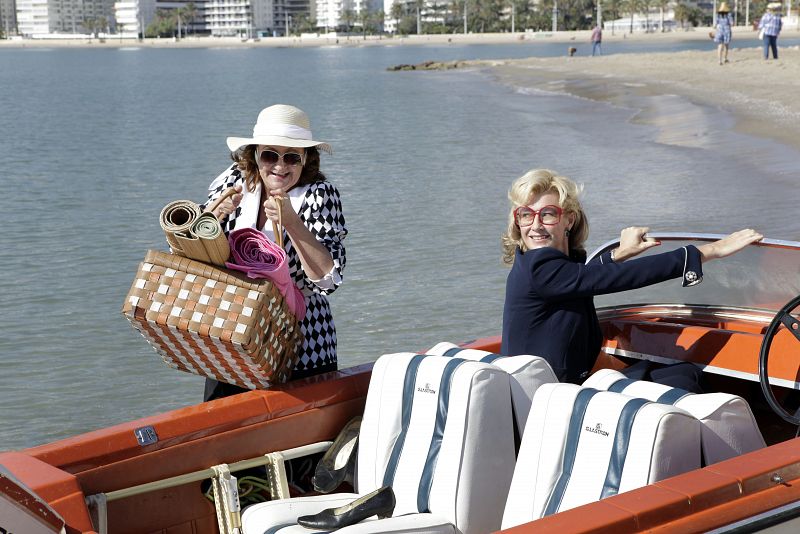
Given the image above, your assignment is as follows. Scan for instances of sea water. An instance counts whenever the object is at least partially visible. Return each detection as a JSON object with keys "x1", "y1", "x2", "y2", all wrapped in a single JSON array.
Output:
[{"x1": 1, "y1": 41, "x2": 798, "y2": 450}]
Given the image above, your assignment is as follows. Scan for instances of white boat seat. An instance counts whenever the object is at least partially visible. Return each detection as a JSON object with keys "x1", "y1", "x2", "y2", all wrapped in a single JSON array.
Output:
[
  {"x1": 427, "y1": 341, "x2": 558, "y2": 433},
  {"x1": 502, "y1": 383, "x2": 701, "y2": 529},
  {"x1": 583, "y1": 369, "x2": 766, "y2": 465},
  {"x1": 242, "y1": 352, "x2": 516, "y2": 534}
]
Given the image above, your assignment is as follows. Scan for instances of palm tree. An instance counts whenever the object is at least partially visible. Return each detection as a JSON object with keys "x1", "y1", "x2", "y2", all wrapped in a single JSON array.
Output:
[
  {"x1": 341, "y1": 9, "x2": 356, "y2": 32},
  {"x1": 82, "y1": 16, "x2": 107, "y2": 38},
  {"x1": 673, "y1": 1, "x2": 689, "y2": 28},
  {"x1": 181, "y1": 3, "x2": 199, "y2": 35},
  {"x1": 622, "y1": 0, "x2": 641, "y2": 32},
  {"x1": 641, "y1": 0, "x2": 651, "y2": 30},
  {"x1": 390, "y1": 1, "x2": 404, "y2": 33},
  {"x1": 655, "y1": 0, "x2": 669, "y2": 30},
  {"x1": 415, "y1": 0, "x2": 425, "y2": 33}
]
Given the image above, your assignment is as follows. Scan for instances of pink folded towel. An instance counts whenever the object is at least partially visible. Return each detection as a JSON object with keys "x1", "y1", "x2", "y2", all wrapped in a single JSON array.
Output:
[{"x1": 226, "y1": 228, "x2": 306, "y2": 319}]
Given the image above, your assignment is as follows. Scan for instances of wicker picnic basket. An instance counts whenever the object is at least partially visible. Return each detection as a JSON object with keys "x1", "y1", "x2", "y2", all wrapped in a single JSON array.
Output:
[{"x1": 122, "y1": 249, "x2": 302, "y2": 389}]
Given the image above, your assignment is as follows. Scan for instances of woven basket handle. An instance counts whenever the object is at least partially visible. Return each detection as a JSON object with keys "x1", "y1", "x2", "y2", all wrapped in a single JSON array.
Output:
[
  {"x1": 272, "y1": 196, "x2": 284, "y2": 249},
  {"x1": 205, "y1": 187, "x2": 240, "y2": 216}
]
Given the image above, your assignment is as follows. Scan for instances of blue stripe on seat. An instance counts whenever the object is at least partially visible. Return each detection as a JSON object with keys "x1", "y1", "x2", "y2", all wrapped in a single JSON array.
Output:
[
  {"x1": 543, "y1": 388, "x2": 598, "y2": 517},
  {"x1": 656, "y1": 387, "x2": 692, "y2": 405},
  {"x1": 441, "y1": 346, "x2": 503, "y2": 363},
  {"x1": 417, "y1": 358, "x2": 465, "y2": 512},
  {"x1": 382, "y1": 354, "x2": 427, "y2": 487},
  {"x1": 610, "y1": 377, "x2": 691, "y2": 405},
  {"x1": 608, "y1": 378, "x2": 635, "y2": 393},
  {"x1": 599, "y1": 397, "x2": 650, "y2": 500}
]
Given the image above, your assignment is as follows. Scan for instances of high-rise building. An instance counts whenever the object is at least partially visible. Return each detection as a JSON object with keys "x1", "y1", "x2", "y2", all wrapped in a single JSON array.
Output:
[
  {"x1": 205, "y1": 0, "x2": 310, "y2": 37},
  {"x1": 316, "y1": 0, "x2": 379, "y2": 31},
  {"x1": 16, "y1": 0, "x2": 116, "y2": 36},
  {"x1": 1, "y1": 0, "x2": 17, "y2": 35},
  {"x1": 113, "y1": 0, "x2": 155, "y2": 36}
]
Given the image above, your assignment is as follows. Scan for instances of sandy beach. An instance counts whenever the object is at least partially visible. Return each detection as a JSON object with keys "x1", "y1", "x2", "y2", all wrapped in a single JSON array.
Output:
[{"x1": 478, "y1": 36, "x2": 800, "y2": 151}]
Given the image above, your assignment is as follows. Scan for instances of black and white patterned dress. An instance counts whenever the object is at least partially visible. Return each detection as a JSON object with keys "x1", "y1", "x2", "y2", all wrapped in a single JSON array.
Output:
[{"x1": 202, "y1": 163, "x2": 347, "y2": 380}]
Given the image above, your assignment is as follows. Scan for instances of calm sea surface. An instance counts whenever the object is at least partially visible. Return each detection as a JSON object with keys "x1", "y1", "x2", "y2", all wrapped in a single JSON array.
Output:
[{"x1": 1, "y1": 39, "x2": 799, "y2": 450}]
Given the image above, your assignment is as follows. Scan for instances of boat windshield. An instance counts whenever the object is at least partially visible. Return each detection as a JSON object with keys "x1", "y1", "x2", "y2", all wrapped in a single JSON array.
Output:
[{"x1": 588, "y1": 234, "x2": 800, "y2": 315}]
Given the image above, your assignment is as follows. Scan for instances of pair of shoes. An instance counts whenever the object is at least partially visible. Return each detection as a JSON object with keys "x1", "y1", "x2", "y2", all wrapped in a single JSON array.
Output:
[
  {"x1": 312, "y1": 416, "x2": 362, "y2": 493},
  {"x1": 297, "y1": 486, "x2": 396, "y2": 529}
]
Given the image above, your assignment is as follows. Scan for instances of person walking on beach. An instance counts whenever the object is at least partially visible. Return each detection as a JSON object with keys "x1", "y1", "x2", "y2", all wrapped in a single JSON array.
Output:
[
  {"x1": 714, "y1": 3, "x2": 733, "y2": 65},
  {"x1": 591, "y1": 25, "x2": 602, "y2": 56},
  {"x1": 759, "y1": 3, "x2": 783, "y2": 60}
]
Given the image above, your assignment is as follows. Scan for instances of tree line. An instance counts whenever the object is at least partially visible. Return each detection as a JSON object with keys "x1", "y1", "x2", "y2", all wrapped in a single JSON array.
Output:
[{"x1": 3, "y1": 0, "x2": 774, "y2": 40}]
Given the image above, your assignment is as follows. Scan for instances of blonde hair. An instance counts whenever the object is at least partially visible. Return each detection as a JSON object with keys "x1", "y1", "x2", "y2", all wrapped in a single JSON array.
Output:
[{"x1": 501, "y1": 169, "x2": 589, "y2": 264}]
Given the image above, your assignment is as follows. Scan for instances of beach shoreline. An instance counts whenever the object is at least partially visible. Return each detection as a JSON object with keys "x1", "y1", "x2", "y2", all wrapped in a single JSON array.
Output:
[
  {"x1": 5, "y1": 27, "x2": 799, "y2": 152},
  {"x1": 0, "y1": 26, "x2": 761, "y2": 49}
]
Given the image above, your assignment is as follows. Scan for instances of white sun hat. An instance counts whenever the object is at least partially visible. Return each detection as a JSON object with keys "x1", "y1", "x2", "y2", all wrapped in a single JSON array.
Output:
[{"x1": 226, "y1": 104, "x2": 332, "y2": 154}]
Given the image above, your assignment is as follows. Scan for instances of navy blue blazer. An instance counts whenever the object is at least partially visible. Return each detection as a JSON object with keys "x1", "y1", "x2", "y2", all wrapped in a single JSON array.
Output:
[{"x1": 501, "y1": 245, "x2": 702, "y2": 383}]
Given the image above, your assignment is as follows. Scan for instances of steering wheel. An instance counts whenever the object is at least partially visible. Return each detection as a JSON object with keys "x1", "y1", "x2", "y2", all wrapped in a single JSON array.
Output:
[{"x1": 759, "y1": 294, "x2": 800, "y2": 425}]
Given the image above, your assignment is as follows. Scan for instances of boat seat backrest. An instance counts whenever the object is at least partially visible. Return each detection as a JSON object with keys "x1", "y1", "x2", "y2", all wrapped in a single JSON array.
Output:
[
  {"x1": 426, "y1": 341, "x2": 558, "y2": 432},
  {"x1": 356, "y1": 352, "x2": 516, "y2": 534},
  {"x1": 241, "y1": 352, "x2": 516, "y2": 534},
  {"x1": 583, "y1": 369, "x2": 766, "y2": 465},
  {"x1": 501, "y1": 383, "x2": 701, "y2": 529}
]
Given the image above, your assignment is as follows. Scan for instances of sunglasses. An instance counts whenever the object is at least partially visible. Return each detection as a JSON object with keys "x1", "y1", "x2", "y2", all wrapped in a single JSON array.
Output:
[
  {"x1": 256, "y1": 148, "x2": 305, "y2": 167},
  {"x1": 514, "y1": 205, "x2": 563, "y2": 226}
]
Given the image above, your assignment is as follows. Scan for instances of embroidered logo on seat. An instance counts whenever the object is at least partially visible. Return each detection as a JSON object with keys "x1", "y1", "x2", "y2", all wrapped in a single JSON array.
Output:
[
  {"x1": 584, "y1": 423, "x2": 609, "y2": 437},
  {"x1": 417, "y1": 382, "x2": 436, "y2": 394}
]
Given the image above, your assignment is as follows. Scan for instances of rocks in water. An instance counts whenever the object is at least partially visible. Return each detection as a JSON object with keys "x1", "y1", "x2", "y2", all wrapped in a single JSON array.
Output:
[{"x1": 387, "y1": 60, "x2": 469, "y2": 71}]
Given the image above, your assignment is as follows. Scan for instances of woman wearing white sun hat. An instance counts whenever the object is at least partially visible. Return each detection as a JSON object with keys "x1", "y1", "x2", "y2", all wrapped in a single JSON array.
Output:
[
  {"x1": 201, "y1": 104, "x2": 347, "y2": 400},
  {"x1": 759, "y1": 3, "x2": 783, "y2": 60}
]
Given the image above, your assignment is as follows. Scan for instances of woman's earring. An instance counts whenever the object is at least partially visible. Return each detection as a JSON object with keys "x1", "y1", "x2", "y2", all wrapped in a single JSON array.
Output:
[{"x1": 565, "y1": 228, "x2": 571, "y2": 237}]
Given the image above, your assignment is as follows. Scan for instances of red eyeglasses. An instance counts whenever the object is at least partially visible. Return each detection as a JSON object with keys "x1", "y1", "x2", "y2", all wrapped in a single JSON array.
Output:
[{"x1": 514, "y1": 205, "x2": 563, "y2": 226}]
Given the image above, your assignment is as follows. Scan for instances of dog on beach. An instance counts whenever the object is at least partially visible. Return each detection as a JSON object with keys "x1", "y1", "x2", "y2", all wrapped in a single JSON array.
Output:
[{"x1": 568, "y1": 47, "x2": 577, "y2": 57}]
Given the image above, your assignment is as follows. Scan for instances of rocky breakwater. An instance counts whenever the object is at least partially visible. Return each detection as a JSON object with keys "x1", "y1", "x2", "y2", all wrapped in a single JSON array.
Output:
[{"x1": 387, "y1": 60, "x2": 478, "y2": 71}]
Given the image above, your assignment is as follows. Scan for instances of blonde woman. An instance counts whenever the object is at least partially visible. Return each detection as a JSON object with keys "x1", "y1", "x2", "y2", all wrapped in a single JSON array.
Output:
[{"x1": 500, "y1": 169, "x2": 761, "y2": 383}]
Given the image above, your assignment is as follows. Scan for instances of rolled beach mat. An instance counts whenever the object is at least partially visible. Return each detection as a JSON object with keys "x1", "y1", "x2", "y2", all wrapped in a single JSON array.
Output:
[
  {"x1": 226, "y1": 228, "x2": 305, "y2": 319},
  {"x1": 173, "y1": 231, "x2": 212, "y2": 264},
  {"x1": 160, "y1": 200, "x2": 202, "y2": 254},
  {"x1": 192, "y1": 212, "x2": 230, "y2": 266}
]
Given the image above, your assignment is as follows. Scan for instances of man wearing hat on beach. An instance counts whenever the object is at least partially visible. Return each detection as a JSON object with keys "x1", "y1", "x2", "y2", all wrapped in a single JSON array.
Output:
[
  {"x1": 713, "y1": 3, "x2": 733, "y2": 65},
  {"x1": 200, "y1": 104, "x2": 348, "y2": 400},
  {"x1": 759, "y1": 3, "x2": 783, "y2": 60}
]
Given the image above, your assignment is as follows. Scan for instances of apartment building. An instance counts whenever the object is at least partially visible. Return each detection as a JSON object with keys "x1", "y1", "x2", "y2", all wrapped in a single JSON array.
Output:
[
  {"x1": 16, "y1": 0, "x2": 115, "y2": 36},
  {"x1": 1, "y1": 0, "x2": 17, "y2": 35},
  {"x1": 113, "y1": 0, "x2": 155, "y2": 36},
  {"x1": 316, "y1": 0, "x2": 377, "y2": 30},
  {"x1": 205, "y1": 0, "x2": 310, "y2": 36}
]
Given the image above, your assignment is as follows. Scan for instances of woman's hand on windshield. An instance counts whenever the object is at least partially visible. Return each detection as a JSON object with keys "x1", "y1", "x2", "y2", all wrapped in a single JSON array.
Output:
[
  {"x1": 699, "y1": 229, "x2": 763, "y2": 262},
  {"x1": 613, "y1": 226, "x2": 661, "y2": 262}
]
